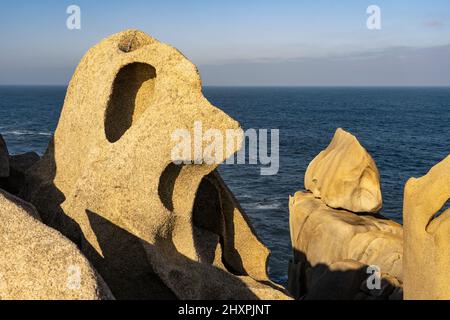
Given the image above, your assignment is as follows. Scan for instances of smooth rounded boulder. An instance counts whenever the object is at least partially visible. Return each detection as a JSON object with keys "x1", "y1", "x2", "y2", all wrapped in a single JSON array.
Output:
[
  {"x1": 0, "y1": 189, "x2": 113, "y2": 300},
  {"x1": 305, "y1": 128, "x2": 382, "y2": 213}
]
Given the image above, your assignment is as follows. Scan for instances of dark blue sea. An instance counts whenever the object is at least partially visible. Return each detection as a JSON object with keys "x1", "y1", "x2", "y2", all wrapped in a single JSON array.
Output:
[{"x1": 1, "y1": 86, "x2": 449, "y2": 285}]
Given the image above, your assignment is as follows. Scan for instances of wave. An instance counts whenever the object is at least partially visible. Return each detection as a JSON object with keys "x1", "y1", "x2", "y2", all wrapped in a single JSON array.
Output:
[
  {"x1": 2, "y1": 130, "x2": 53, "y2": 137},
  {"x1": 247, "y1": 202, "x2": 283, "y2": 210}
]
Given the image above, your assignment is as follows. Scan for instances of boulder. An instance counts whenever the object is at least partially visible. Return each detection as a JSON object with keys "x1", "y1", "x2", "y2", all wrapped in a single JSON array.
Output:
[
  {"x1": 288, "y1": 192, "x2": 402, "y2": 299},
  {"x1": 22, "y1": 30, "x2": 290, "y2": 300},
  {"x1": 0, "y1": 189, "x2": 113, "y2": 300},
  {"x1": 404, "y1": 155, "x2": 450, "y2": 300},
  {"x1": 304, "y1": 128, "x2": 382, "y2": 213},
  {"x1": 3, "y1": 152, "x2": 40, "y2": 195},
  {"x1": 0, "y1": 135, "x2": 9, "y2": 177}
]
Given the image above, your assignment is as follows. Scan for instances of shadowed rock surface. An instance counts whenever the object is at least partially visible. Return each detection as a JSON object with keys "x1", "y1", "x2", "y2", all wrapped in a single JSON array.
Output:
[
  {"x1": 303, "y1": 260, "x2": 402, "y2": 300},
  {"x1": 0, "y1": 135, "x2": 9, "y2": 177},
  {"x1": 305, "y1": 128, "x2": 382, "y2": 213},
  {"x1": 404, "y1": 155, "x2": 450, "y2": 300},
  {"x1": 21, "y1": 30, "x2": 290, "y2": 300},
  {"x1": 2, "y1": 152, "x2": 40, "y2": 195},
  {"x1": 0, "y1": 189, "x2": 113, "y2": 300}
]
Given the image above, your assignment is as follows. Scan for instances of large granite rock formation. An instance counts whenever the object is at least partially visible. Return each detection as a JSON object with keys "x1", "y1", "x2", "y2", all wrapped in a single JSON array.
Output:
[
  {"x1": 21, "y1": 30, "x2": 290, "y2": 300},
  {"x1": 0, "y1": 189, "x2": 113, "y2": 300},
  {"x1": 305, "y1": 128, "x2": 382, "y2": 213},
  {"x1": 289, "y1": 129, "x2": 401, "y2": 300},
  {"x1": 288, "y1": 192, "x2": 403, "y2": 300},
  {"x1": 404, "y1": 155, "x2": 450, "y2": 300}
]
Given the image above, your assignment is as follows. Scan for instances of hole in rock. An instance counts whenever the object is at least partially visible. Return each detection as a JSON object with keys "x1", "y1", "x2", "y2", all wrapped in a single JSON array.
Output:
[
  {"x1": 158, "y1": 163, "x2": 184, "y2": 212},
  {"x1": 105, "y1": 62, "x2": 156, "y2": 143},
  {"x1": 434, "y1": 199, "x2": 450, "y2": 219},
  {"x1": 192, "y1": 175, "x2": 227, "y2": 267},
  {"x1": 193, "y1": 176, "x2": 223, "y2": 235},
  {"x1": 158, "y1": 165, "x2": 244, "y2": 274},
  {"x1": 118, "y1": 32, "x2": 145, "y2": 53}
]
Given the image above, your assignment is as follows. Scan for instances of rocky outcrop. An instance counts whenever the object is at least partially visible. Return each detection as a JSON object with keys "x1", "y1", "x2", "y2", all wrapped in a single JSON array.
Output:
[
  {"x1": 0, "y1": 135, "x2": 9, "y2": 177},
  {"x1": 305, "y1": 128, "x2": 382, "y2": 213},
  {"x1": 404, "y1": 155, "x2": 450, "y2": 300},
  {"x1": 0, "y1": 189, "x2": 113, "y2": 300},
  {"x1": 288, "y1": 192, "x2": 403, "y2": 300},
  {"x1": 289, "y1": 129, "x2": 401, "y2": 300},
  {"x1": 22, "y1": 30, "x2": 290, "y2": 300},
  {"x1": 3, "y1": 152, "x2": 40, "y2": 195}
]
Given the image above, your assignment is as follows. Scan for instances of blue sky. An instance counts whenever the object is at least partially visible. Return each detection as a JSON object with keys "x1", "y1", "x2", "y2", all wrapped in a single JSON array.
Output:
[{"x1": 0, "y1": 0, "x2": 449, "y2": 85}]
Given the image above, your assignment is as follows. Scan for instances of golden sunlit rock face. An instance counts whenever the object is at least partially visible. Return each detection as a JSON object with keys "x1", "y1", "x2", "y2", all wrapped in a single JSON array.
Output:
[
  {"x1": 288, "y1": 192, "x2": 403, "y2": 300},
  {"x1": 0, "y1": 189, "x2": 113, "y2": 300},
  {"x1": 404, "y1": 155, "x2": 450, "y2": 300},
  {"x1": 305, "y1": 128, "x2": 382, "y2": 213},
  {"x1": 289, "y1": 129, "x2": 402, "y2": 300},
  {"x1": 21, "y1": 30, "x2": 290, "y2": 300},
  {"x1": 290, "y1": 126, "x2": 450, "y2": 300}
]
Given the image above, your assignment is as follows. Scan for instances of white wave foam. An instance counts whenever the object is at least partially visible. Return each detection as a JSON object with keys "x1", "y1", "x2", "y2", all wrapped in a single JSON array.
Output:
[
  {"x1": 2, "y1": 130, "x2": 52, "y2": 137},
  {"x1": 249, "y1": 202, "x2": 283, "y2": 210}
]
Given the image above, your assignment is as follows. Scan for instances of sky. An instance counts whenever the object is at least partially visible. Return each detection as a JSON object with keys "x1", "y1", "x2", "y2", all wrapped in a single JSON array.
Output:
[{"x1": 0, "y1": 0, "x2": 449, "y2": 86}]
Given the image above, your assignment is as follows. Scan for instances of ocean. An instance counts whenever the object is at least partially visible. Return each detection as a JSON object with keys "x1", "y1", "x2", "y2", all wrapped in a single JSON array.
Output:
[{"x1": 1, "y1": 86, "x2": 449, "y2": 285}]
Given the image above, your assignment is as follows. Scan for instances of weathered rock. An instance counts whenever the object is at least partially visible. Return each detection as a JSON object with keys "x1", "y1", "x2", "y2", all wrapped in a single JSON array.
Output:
[
  {"x1": 404, "y1": 155, "x2": 450, "y2": 300},
  {"x1": 304, "y1": 260, "x2": 369, "y2": 300},
  {"x1": 22, "y1": 30, "x2": 290, "y2": 300},
  {"x1": 0, "y1": 135, "x2": 9, "y2": 177},
  {"x1": 288, "y1": 192, "x2": 402, "y2": 299},
  {"x1": 303, "y1": 260, "x2": 401, "y2": 300},
  {"x1": 304, "y1": 128, "x2": 382, "y2": 213},
  {"x1": 0, "y1": 189, "x2": 113, "y2": 300},
  {"x1": 3, "y1": 152, "x2": 40, "y2": 195}
]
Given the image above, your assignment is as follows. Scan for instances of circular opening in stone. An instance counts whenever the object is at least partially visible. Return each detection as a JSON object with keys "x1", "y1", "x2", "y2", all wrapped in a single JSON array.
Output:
[{"x1": 105, "y1": 62, "x2": 157, "y2": 143}]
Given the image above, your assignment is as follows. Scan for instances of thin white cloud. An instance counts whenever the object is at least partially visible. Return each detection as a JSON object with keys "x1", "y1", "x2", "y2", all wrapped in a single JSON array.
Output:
[
  {"x1": 423, "y1": 20, "x2": 445, "y2": 28},
  {"x1": 198, "y1": 45, "x2": 450, "y2": 86}
]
